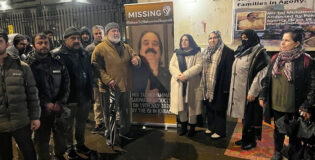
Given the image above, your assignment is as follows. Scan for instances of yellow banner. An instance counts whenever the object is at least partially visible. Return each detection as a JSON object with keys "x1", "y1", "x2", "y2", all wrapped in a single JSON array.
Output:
[{"x1": 8, "y1": 25, "x2": 13, "y2": 34}]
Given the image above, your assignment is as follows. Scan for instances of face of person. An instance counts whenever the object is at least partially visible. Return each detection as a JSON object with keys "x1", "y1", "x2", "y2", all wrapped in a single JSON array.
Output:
[
  {"x1": 0, "y1": 37, "x2": 9, "y2": 56},
  {"x1": 47, "y1": 33, "x2": 53, "y2": 40},
  {"x1": 93, "y1": 28, "x2": 104, "y2": 43},
  {"x1": 181, "y1": 36, "x2": 190, "y2": 50},
  {"x1": 81, "y1": 33, "x2": 90, "y2": 42},
  {"x1": 107, "y1": 28, "x2": 121, "y2": 44},
  {"x1": 34, "y1": 36, "x2": 50, "y2": 54},
  {"x1": 248, "y1": 13, "x2": 258, "y2": 22},
  {"x1": 16, "y1": 39, "x2": 27, "y2": 52},
  {"x1": 140, "y1": 32, "x2": 161, "y2": 67},
  {"x1": 208, "y1": 33, "x2": 219, "y2": 47},
  {"x1": 65, "y1": 34, "x2": 81, "y2": 50},
  {"x1": 280, "y1": 33, "x2": 300, "y2": 51}
]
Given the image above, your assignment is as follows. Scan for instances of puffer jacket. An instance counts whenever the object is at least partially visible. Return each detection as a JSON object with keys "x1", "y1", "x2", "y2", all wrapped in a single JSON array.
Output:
[
  {"x1": 25, "y1": 51, "x2": 70, "y2": 111},
  {"x1": 52, "y1": 44, "x2": 93, "y2": 103},
  {"x1": 0, "y1": 54, "x2": 40, "y2": 132}
]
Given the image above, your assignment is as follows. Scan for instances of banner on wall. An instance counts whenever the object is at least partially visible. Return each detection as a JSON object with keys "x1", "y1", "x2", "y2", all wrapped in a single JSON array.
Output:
[
  {"x1": 124, "y1": 2, "x2": 176, "y2": 126},
  {"x1": 233, "y1": 0, "x2": 315, "y2": 47}
]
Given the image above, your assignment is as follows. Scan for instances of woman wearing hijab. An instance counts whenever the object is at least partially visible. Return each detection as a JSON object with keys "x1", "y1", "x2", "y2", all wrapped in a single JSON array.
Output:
[
  {"x1": 200, "y1": 31, "x2": 234, "y2": 139},
  {"x1": 260, "y1": 28, "x2": 314, "y2": 160},
  {"x1": 227, "y1": 29, "x2": 269, "y2": 150},
  {"x1": 169, "y1": 34, "x2": 202, "y2": 137}
]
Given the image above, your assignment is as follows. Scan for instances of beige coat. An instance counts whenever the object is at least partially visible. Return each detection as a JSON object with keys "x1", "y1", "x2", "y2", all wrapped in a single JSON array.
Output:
[{"x1": 169, "y1": 51, "x2": 203, "y2": 116}]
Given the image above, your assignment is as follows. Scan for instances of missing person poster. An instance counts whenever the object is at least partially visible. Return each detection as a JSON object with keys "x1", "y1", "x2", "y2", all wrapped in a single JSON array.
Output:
[
  {"x1": 124, "y1": 2, "x2": 176, "y2": 126},
  {"x1": 233, "y1": 0, "x2": 315, "y2": 47}
]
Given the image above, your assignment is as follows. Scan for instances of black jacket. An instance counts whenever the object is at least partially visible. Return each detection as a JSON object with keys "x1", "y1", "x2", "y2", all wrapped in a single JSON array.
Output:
[
  {"x1": 52, "y1": 45, "x2": 93, "y2": 103},
  {"x1": 261, "y1": 53, "x2": 315, "y2": 124},
  {"x1": 25, "y1": 51, "x2": 70, "y2": 109}
]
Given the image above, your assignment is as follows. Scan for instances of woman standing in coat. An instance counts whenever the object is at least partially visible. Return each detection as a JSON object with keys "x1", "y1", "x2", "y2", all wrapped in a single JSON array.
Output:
[
  {"x1": 226, "y1": 29, "x2": 269, "y2": 150},
  {"x1": 169, "y1": 34, "x2": 202, "y2": 137},
  {"x1": 200, "y1": 31, "x2": 234, "y2": 139},
  {"x1": 260, "y1": 29, "x2": 314, "y2": 160}
]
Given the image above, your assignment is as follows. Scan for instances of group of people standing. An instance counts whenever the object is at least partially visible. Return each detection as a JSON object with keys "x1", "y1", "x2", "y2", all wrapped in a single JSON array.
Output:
[
  {"x1": 170, "y1": 28, "x2": 314, "y2": 160},
  {"x1": 0, "y1": 22, "x2": 140, "y2": 160}
]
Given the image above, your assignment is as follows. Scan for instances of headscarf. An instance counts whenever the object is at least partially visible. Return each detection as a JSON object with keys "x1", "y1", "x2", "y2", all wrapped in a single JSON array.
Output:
[
  {"x1": 235, "y1": 29, "x2": 260, "y2": 56},
  {"x1": 175, "y1": 34, "x2": 200, "y2": 97},
  {"x1": 204, "y1": 30, "x2": 223, "y2": 63}
]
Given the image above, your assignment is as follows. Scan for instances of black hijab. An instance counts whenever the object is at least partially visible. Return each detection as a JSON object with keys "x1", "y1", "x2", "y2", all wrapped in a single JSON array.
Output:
[{"x1": 235, "y1": 29, "x2": 260, "y2": 55}]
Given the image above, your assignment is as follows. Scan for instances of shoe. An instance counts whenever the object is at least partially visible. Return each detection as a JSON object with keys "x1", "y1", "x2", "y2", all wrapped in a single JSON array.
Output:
[
  {"x1": 241, "y1": 142, "x2": 256, "y2": 150},
  {"x1": 234, "y1": 139, "x2": 242, "y2": 146},
  {"x1": 178, "y1": 122, "x2": 188, "y2": 136},
  {"x1": 75, "y1": 144, "x2": 91, "y2": 156},
  {"x1": 271, "y1": 151, "x2": 283, "y2": 160},
  {"x1": 91, "y1": 124, "x2": 105, "y2": 134},
  {"x1": 187, "y1": 124, "x2": 196, "y2": 137},
  {"x1": 204, "y1": 129, "x2": 212, "y2": 135},
  {"x1": 66, "y1": 147, "x2": 79, "y2": 160},
  {"x1": 211, "y1": 133, "x2": 221, "y2": 139}
]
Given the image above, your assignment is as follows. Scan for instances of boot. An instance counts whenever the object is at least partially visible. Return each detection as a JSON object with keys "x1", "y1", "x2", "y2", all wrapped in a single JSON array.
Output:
[
  {"x1": 187, "y1": 124, "x2": 196, "y2": 137},
  {"x1": 178, "y1": 121, "x2": 188, "y2": 136}
]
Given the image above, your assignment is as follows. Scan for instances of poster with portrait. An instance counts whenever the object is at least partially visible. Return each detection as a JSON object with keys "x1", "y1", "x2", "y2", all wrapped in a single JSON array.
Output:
[
  {"x1": 125, "y1": 2, "x2": 176, "y2": 126},
  {"x1": 233, "y1": 0, "x2": 315, "y2": 48}
]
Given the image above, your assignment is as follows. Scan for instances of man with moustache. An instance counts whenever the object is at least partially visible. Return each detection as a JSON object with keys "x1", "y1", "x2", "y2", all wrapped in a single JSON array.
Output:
[
  {"x1": 25, "y1": 33, "x2": 70, "y2": 160},
  {"x1": 52, "y1": 27, "x2": 93, "y2": 159},
  {"x1": 91, "y1": 22, "x2": 141, "y2": 145},
  {"x1": 7, "y1": 34, "x2": 29, "y2": 60},
  {"x1": 133, "y1": 31, "x2": 170, "y2": 103},
  {"x1": 0, "y1": 32, "x2": 41, "y2": 160},
  {"x1": 85, "y1": 25, "x2": 106, "y2": 134}
]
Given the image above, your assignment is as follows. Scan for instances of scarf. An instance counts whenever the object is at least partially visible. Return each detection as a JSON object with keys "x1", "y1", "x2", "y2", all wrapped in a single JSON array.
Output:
[
  {"x1": 272, "y1": 46, "x2": 304, "y2": 81},
  {"x1": 176, "y1": 47, "x2": 200, "y2": 97},
  {"x1": 201, "y1": 43, "x2": 224, "y2": 102}
]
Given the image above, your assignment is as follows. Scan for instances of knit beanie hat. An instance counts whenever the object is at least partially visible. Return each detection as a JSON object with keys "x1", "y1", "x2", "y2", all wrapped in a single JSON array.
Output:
[
  {"x1": 63, "y1": 26, "x2": 80, "y2": 39},
  {"x1": 105, "y1": 22, "x2": 119, "y2": 33}
]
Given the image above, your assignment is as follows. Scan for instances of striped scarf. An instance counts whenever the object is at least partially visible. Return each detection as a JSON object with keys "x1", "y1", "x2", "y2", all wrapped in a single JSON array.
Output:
[
  {"x1": 272, "y1": 46, "x2": 304, "y2": 81},
  {"x1": 201, "y1": 43, "x2": 224, "y2": 102}
]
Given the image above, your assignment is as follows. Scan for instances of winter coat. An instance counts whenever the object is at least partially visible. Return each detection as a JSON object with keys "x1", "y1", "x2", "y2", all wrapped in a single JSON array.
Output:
[
  {"x1": 25, "y1": 52, "x2": 70, "y2": 112},
  {"x1": 201, "y1": 45, "x2": 234, "y2": 111},
  {"x1": 91, "y1": 37, "x2": 141, "y2": 92},
  {"x1": 169, "y1": 51, "x2": 202, "y2": 116},
  {"x1": 51, "y1": 45, "x2": 93, "y2": 103},
  {"x1": 261, "y1": 53, "x2": 314, "y2": 124},
  {"x1": 227, "y1": 44, "x2": 269, "y2": 119},
  {"x1": 0, "y1": 54, "x2": 41, "y2": 133}
]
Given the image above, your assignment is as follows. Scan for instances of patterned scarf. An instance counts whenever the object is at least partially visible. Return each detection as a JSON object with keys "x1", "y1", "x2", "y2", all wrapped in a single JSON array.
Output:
[
  {"x1": 201, "y1": 42, "x2": 224, "y2": 102},
  {"x1": 272, "y1": 46, "x2": 304, "y2": 81}
]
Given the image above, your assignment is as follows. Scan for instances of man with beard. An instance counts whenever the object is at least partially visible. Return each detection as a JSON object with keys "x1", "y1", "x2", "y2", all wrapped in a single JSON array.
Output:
[
  {"x1": 0, "y1": 32, "x2": 41, "y2": 160},
  {"x1": 7, "y1": 34, "x2": 29, "y2": 60},
  {"x1": 44, "y1": 30, "x2": 60, "y2": 49},
  {"x1": 25, "y1": 33, "x2": 70, "y2": 160},
  {"x1": 52, "y1": 27, "x2": 93, "y2": 159},
  {"x1": 91, "y1": 22, "x2": 141, "y2": 145},
  {"x1": 133, "y1": 31, "x2": 170, "y2": 102},
  {"x1": 85, "y1": 25, "x2": 106, "y2": 134},
  {"x1": 227, "y1": 29, "x2": 269, "y2": 150},
  {"x1": 80, "y1": 26, "x2": 92, "y2": 48}
]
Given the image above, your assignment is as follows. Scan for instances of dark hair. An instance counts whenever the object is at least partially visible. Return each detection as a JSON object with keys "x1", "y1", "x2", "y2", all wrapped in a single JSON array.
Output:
[
  {"x1": 43, "y1": 30, "x2": 54, "y2": 35},
  {"x1": 138, "y1": 31, "x2": 163, "y2": 54},
  {"x1": 13, "y1": 34, "x2": 26, "y2": 47},
  {"x1": 247, "y1": 12, "x2": 254, "y2": 18},
  {"x1": 0, "y1": 32, "x2": 8, "y2": 43},
  {"x1": 33, "y1": 33, "x2": 48, "y2": 45},
  {"x1": 284, "y1": 28, "x2": 305, "y2": 45},
  {"x1": 179, "y1": 34, "x2": 199, "y2": 50}
]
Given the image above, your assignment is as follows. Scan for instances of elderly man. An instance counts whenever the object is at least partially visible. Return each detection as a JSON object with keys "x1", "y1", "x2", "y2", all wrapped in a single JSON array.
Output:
[
  {"x1": 91, "y1": 22, "x2": 141, "y2": 145},
  {"x1": 85, "y1": 25, "x2": 106, "y2": 134},
  {"x1": 52, "y1": 26, "x2": 93, "y2": 159},
  {"x1": 0, "y1": 32, "x2": 41, "y2": 160},
  {"x1": 25, "y1": 33, "x2": 70, "y2": 160}
]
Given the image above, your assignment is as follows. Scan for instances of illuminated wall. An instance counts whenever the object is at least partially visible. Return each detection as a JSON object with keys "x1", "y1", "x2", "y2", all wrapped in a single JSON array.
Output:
[{"x1": 138, "y1": 0, "x2": 235, "y2": 49}]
